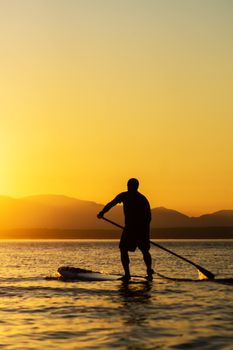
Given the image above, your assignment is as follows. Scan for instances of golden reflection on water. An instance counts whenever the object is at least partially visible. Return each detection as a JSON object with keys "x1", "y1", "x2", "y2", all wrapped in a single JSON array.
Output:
[
  {"x1": 119, "y1": 281, "x2": 152, "y2": 304},
  {"x1": 0, "y1": 240, "x2": 233, "y2": 349},
  {"x1": 118, "y1": 282, "x2": 152, "y2": 330}
]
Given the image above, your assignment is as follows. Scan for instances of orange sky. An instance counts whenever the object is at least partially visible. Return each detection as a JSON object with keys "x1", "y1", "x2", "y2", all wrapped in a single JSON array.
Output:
[{"x1": 0, "y1": 1, "x2": 233, "y2": 215}]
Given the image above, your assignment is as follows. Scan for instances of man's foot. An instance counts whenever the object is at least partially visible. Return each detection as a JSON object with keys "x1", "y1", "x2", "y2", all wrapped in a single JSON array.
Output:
[
  {"x1": 145, "y1": 273, "x2": 153, "y2": 281},
  {"x1": 146, "y1": 269, "x2": 154, "y2": 281},
  {"x1": 118, "y1": 275, "x2": 131, "y2": 282}
]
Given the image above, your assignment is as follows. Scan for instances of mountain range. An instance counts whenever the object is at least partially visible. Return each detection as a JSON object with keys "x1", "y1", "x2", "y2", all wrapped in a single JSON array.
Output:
[{"x1": 0, "y1": 195, "x2": 233, "y2": 230}]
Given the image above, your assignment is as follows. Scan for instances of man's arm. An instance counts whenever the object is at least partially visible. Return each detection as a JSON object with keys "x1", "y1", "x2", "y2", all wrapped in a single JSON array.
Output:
[{"x1": 97, "y1": 194, "x2": 123, "y2": 218}]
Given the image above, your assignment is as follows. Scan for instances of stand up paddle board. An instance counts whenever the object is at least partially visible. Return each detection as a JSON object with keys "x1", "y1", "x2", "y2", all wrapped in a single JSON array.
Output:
[
  {"x1": 57, "y1": 266, "x2": 151, "y2": 282},
  {"x1": 49, "y1": 267, "x2": 233, "y2": 285},
  {"x1": 58, "y1": 266, "x2": 123, "y2": 281}
]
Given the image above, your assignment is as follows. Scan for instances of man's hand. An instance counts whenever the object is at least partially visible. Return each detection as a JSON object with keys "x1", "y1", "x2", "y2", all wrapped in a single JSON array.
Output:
[{"x1": 97, "y1": 211, "x2": 104, "y2": 219}]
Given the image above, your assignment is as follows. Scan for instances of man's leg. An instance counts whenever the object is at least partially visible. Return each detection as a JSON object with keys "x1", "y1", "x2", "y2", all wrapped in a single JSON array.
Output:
[
  {"x1": 142, "y1": 250, "x2": 153, "y2": 280},
  {"x1": 120, "y1": 248, "x2": 131, "y2": 280}
]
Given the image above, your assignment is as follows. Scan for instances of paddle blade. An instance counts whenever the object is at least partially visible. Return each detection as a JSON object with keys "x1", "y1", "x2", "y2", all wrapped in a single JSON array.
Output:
[{"x1": 197, "y1": 267, "x2": 215, "y2": 280}]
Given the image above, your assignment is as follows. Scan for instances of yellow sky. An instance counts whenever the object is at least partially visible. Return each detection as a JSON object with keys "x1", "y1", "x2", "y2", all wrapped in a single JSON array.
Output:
[{"x1": 0, "y1": 0, "x2": 233, "y2": 215}]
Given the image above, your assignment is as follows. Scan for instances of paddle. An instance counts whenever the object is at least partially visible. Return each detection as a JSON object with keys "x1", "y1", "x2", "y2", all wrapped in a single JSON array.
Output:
[{"x1": 101, "y1": 216, "x2": 215, "y2": 280}]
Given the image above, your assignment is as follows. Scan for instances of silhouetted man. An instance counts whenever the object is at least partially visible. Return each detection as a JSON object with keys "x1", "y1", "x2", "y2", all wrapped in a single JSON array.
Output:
[{"x1": 97, "y1": 178, "x2": 153, "y2": 281}]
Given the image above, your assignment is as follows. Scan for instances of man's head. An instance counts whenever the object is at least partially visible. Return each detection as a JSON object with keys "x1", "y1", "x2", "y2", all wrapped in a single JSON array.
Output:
[{"x1": 127, "y1": 178, "x2": 139, "y2": 192}]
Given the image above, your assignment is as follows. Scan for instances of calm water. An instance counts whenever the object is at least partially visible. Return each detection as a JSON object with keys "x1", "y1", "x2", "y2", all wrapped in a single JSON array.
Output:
[{"x1": 0, "y1": 240, "x2": 232, "y2": 350}]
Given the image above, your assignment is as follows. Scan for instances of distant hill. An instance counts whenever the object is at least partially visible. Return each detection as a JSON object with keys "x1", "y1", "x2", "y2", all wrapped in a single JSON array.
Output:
[
  {"x1": 191, "y1": 210, "x2": 233, "y2": 227},
  {"x1": 151, "y1": 207, "x2": 190, "y2": 227},
  {"x1": 151, "y1": 207, "x2": 233, "y2": 228},
  {"x1": 0, "y1": 195, "x2": 233, "y2": 233},
  {"x1": 0, "y1": 195, "x2": 123, "y2": 230}
]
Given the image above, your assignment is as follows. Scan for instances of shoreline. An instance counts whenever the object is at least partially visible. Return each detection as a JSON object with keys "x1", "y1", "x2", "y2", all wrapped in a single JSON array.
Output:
[{"x1": 0, "y1": 227, "x2": 232, "y2": 239}]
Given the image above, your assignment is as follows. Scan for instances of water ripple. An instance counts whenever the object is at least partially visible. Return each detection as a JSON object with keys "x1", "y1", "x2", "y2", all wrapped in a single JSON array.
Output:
[{"x1": 0, "y1": 240, "x2": 232, "y2": 349}]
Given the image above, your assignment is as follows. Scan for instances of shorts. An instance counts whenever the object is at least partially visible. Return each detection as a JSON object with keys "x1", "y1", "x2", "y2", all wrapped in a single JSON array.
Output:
[{"x1": 119, "y1": 226, "x2": 150, "y2": 252}]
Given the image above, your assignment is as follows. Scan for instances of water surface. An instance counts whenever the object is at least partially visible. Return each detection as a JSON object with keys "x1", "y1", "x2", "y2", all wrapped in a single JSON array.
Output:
[{"x1": 0, "y1": 240, "x2": 232, "y2": 349}]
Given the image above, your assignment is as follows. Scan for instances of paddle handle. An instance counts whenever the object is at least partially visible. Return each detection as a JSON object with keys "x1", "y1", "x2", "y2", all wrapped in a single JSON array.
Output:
[
  {"x1": 102, "y1": 217, "x2": 124, "y2": 229},
  {"x1": 150, "y1": 241, "x2": 199, "y2": 268}
]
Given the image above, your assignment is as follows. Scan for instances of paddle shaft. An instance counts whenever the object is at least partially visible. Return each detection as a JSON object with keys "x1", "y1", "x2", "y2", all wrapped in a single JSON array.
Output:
[{"x1": 101, "y1": 216, "x2": 215, "y2": 279}]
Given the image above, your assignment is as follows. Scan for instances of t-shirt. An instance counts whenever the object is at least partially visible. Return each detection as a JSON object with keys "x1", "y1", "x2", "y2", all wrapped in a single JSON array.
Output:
[{"x1": 113, "y1": 191, "x2": 151, "y2": 227}]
